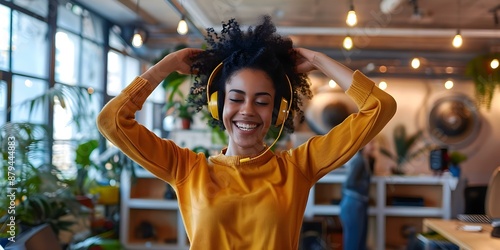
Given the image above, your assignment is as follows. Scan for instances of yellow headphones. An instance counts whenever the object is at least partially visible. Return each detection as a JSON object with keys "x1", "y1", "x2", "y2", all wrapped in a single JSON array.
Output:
[{"x1": 206, "y1": 62, "x2": 293, "y2": 127}]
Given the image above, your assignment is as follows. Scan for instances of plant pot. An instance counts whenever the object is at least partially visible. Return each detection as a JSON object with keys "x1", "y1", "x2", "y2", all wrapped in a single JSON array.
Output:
[
  {"x1": 181, "y1": 118, "x2": 191, "y2": 130},
  {"x1": 449, "y1": 164, "x2": 461, "y2": 177}
]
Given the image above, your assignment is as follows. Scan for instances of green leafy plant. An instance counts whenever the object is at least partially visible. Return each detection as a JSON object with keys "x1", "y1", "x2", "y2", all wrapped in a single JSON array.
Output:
[
  {"x1": 449, "y1": 151, "x2": 467, "y2": 165},
  {"x1": 465, "y1": 52, "x2": 500, "y2": 110},
  {"x1": 0, "y1": 123, "x2": 83, "y2": 238},
  {"x1": 380, "y1": 124, "x2": 432, "y2": 175}
]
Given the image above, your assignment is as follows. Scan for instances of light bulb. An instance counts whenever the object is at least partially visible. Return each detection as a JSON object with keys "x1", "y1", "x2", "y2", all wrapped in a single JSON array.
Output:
[
  {"x1": 132, "y1": 32, "x2": 143, "y2": 47},
  {"x1": 444, "y1": 80, "x2": 454, "y2": 89},
  {"x1": 328, "y1": 79, "x2": 337, "y2": 88},
  {"x1": 491, "y1": 59, "x2": 499, "y2": 69},
  {"x1": 343, "y1": 36, "x2": 353, "y2": 50},
  {"x1": 346, "y1": 10, "x2": 357, "y2": 26},
  {"x1": 452, "y1": 31, "x2": 463, "y2": 48},
  {"x1": 379, "y1": 81, "x2": 387, "y2": 90},
  {"x1": 411, "y1": 57, "x2": 420, "y2": 69},
  {"x1": 177, "y1": 18, "x2": 188, "y2": 35}
]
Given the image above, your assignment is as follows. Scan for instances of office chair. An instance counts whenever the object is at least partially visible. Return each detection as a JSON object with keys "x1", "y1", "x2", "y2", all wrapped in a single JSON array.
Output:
[{"x1": 486, "y1": 166, "x2": 500, "y2": 238}]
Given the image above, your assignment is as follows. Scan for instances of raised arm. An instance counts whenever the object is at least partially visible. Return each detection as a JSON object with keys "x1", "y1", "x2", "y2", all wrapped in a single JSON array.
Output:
[
  {"x1": 96, "y1": 48, "x2": 202, "y2": 185},
  {"x1": 295, "y1": 47, "x2": 354, "y2": 91}
]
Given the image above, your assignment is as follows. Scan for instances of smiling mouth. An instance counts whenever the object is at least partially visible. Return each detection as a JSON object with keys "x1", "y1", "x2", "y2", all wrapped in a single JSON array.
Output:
[{"x1": 235, "y1": 122, "x2": 258, "y2": 131}]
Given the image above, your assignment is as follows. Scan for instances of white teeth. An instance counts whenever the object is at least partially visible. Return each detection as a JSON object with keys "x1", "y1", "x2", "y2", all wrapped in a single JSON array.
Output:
[{"x1": 235, "y1": 122, "x2": 257, "y2": 131}]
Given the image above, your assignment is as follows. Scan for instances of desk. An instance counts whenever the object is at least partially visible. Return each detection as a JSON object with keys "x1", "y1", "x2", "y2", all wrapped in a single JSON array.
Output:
[{"x1": 423, "y1": 218, "x2": 500, "y2": 250}]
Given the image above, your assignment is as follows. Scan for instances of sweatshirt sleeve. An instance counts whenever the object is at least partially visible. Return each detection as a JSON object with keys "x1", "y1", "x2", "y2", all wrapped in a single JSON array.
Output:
[
  {"x1": 96, "y1": 77, "x2": 198, "y2": 186},
  {"x1": 286, "y1": 70, "x2": 397, "y2": 183}
]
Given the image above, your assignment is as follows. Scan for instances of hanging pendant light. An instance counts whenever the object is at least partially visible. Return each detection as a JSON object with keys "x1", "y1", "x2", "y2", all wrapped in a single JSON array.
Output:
[
  {"x1": 411, "y1": 57, "x2": 420, "y2": 69},
  {"x1": 132, "y1": 28, "x2": 144, "y2": 47},
  {"x1": 346, "y1": 0, "x2": 357, "y2": 27},
  {"x1": 177, "y1": 15, "x2": 188, "y2": 35},
  {"x1": 452, "y1": 0, "x2": 463, "y2": 48},
  {"x1": 452, "y1": 30, "x2": 463, "y2": 48},
  {"x1": 343, "y1": 35, "x2": 353, "y2": 50}
]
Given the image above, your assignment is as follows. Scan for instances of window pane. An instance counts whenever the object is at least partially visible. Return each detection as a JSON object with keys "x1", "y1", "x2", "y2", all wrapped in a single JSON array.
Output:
[
  {"x1": 82, "y1": 10, "x2": 104, "y2": 43},
  {"x1": 11, "y1": 11, "x2": 48, "y2": 78},
  {"x1": 81, "y1": 40, "x2": 103, "y2": 90},
  {"x1": 125, "y1": 55, "x2": 140, "y2": 84},
  {"x1": 52, "y1": 140, "x2": 77, "y2": 179},
  {"x1": 0, "y1": 80, "x2": 6, "y2": 126},
  {"x1": 13, "y1": 0, "x2": 48, "y2": 17},
  {"x1": 55, "y1": 30, "x2": 81, "y2": 85},
  {"x1": 107, "y1": 51, "x2": 123, "y2": 96},
  {"x1": 109, "y1": 26, "x2": 125, "y2": 51},
  {"x1": 0, "y1": 5, "x2": 10, "y2": 71},
  {"x1": 53, "y1": 87, "x2": 101, "y2": 140},
  {"x1": 11, "y1": 75, "x2": 47, "y2": 123},
  {"x1": 57, "y1": 2, "x2": 81, "y2": 34}
]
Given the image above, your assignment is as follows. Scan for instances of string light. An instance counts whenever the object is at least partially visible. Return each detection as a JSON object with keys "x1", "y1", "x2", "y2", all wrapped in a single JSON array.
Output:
[
  {"x1": 452, "y1": 30, "x2": 463, "y2": 48},
  {"x1": 444, "y1": 80, "x2": 454, "y2": 89},
  {"x1": 343, "y1": 36, "x2": 353, "y2": 50},
  {"x1": 452, "y1": 0, "x2": 463, "y2": 48},
  {"x1": 328, "y1": 79, "x2": 337, "y2": 88},
  {"x1": 379, "y1": 80, "x2": 387, "y2": 90},
  {"x1": 177, "y1": 16, "x2": 188, "y2": 35},
  {"x1": 346, "y1": 1, "x2": 357, "y2": 27},
  {"x1": 132, "y1": 29, "x2": 143, "y2": 47},
  {"x1": 491, "y1": 59, "x2": 499, "y2": 69},
  {"x1": 411, "y1": 57, "x2": 420, "y2": 69}
]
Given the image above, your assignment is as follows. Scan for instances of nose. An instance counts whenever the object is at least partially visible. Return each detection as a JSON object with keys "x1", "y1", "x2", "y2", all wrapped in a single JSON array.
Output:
[{"x1": 240, "y1": 100, "x2": 256, "y2": 116}]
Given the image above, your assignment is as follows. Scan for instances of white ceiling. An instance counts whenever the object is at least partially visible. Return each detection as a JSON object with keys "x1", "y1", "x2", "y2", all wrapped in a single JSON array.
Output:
[{"x1": 76, "y1": 0, "x2": 500, "y2": 78}]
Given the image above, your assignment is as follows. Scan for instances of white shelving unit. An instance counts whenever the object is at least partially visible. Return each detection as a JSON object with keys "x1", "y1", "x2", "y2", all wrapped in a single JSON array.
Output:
[
  {"x1": 305, "y1": 174, "x2": 458, "y2": 250},
  {"x1": 120, "y1": 168, "x2": 189, "y2": 250}
]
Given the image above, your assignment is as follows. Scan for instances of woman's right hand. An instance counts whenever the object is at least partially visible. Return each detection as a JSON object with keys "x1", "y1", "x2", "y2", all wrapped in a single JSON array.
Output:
[{"x1": 142, "y1": 48, "x2": 203, "y2": 86}]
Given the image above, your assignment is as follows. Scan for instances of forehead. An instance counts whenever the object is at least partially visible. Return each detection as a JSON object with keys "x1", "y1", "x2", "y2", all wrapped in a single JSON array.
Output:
[{"x1": 225, "y1": 68, "x2": 275, "y2": 94}]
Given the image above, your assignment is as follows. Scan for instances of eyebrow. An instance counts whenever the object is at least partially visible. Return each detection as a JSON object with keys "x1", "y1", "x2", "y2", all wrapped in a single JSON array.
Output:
[{"x1": 228, "y1": 89, "x2": 272, "y2": 97}]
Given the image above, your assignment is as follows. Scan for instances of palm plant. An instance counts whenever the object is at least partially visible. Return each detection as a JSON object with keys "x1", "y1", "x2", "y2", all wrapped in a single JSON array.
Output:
[
  {"x1": 380, "y1": 124, "x2": 432, "y2": 175},
  {"x1": 1, "y1": 83, "x2": 95, "y2": 241}
]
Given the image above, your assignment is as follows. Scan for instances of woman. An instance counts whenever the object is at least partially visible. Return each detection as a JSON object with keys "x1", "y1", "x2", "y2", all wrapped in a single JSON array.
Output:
[{"x1": 97, "y1": 16, "x2": 396, "y2": 249}]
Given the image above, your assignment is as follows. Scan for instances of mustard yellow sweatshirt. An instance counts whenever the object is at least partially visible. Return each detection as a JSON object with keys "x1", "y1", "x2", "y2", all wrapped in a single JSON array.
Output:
[{"x1": 97, "y1": 70, "x2": 396, "y2": 249}]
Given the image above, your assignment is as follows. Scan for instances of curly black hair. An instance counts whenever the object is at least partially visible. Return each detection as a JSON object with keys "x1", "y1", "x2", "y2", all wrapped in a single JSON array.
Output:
[{"x1": 188, "y1": 15, "x2": 312, "y2": 134}]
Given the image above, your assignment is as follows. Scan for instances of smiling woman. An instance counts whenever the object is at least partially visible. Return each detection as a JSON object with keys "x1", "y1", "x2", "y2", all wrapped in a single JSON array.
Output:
[{"x1": 97, "y1": 15, "x2": 396, "y2": 249}]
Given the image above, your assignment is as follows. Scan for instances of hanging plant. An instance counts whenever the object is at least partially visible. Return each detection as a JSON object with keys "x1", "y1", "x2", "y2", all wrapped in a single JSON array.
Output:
[{"x1": 465, "y1": 52, "x2": 500, "y2": 110}]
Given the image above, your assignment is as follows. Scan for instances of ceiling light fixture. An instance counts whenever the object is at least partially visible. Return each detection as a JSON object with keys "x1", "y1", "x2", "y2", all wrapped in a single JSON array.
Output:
[
  {"x1": 379, "y1": 80, "x2": 387, "y2": 90},
  {"x1": 444, "y1": 80, "x2": 454, "y2": 89},
  {"x1": 346, "y1": 0, "x2": 357, "y2": 27},
  {"x1": 177, "y1": 15, "x2": 188, "y2": 35},
  {"x1": 491, "y1": 59, "x2": 499, "y2": 69},
  {"x1": 452, "y1": 0, "x2": 463, "y2": 48},
  {"x1": 131, "y1": 0, "x2": 146, "y2": 48},
  {"x1": 411, "y1": 57, "x2": 420, "y2": 69},
  {"x1": 132, "y1": 28, "x2": 144, "y2": 47},
  {"x1": 343, "y1": 35, "x2": 353, "y2": 50}
]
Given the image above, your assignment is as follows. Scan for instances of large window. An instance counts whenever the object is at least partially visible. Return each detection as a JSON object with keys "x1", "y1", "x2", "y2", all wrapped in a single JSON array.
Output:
[
  {"x1": 0, "y1": 5, "x2": 10, "y2": 71},
  {"x1": 11, "y1": 10, "x2": 48, "y2": 78},
  {"x1": 10, "y1": 75, "x2": 47, "y2": 123},
  {"x1": 0, "y1": 80, "x2": 6, "y2": 126},
  {"x1": 1, "y1": 0, "x2": 158, "y2": 178}
]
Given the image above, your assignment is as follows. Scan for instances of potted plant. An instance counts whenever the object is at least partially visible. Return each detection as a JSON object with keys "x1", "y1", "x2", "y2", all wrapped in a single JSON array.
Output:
[
  {"x1": 448, "y1": 151, "x2": 467, "y2": 177},
  {"x1": 380, "y1": 124, "x2": 433, "y2": 175},
  {"x1": 465, "y1": 52, "x2": 500, "y2": 110}
]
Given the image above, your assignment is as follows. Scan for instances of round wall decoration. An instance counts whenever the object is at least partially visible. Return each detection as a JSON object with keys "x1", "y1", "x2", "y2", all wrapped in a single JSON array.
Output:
[
  {"x1": 427, "y1": 94, "x2": 481, "y2": 148},
  {"x1": 305, "y1": 91, "x2": 358, "y2": 135}
]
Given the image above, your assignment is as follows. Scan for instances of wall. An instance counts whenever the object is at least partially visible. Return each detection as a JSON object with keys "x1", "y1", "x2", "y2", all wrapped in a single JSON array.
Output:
[{"x1": 301, "y1": 75, "x2": 500, "y2": 186}]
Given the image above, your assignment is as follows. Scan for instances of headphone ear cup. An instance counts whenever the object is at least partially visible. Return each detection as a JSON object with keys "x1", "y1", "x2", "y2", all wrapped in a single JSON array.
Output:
[
  {"x1": 275, "y1": 97, "x2": 289, "y2": 126},
  {"x1": 208, "y1": 91, "x2": 219, "y2": 120}
]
